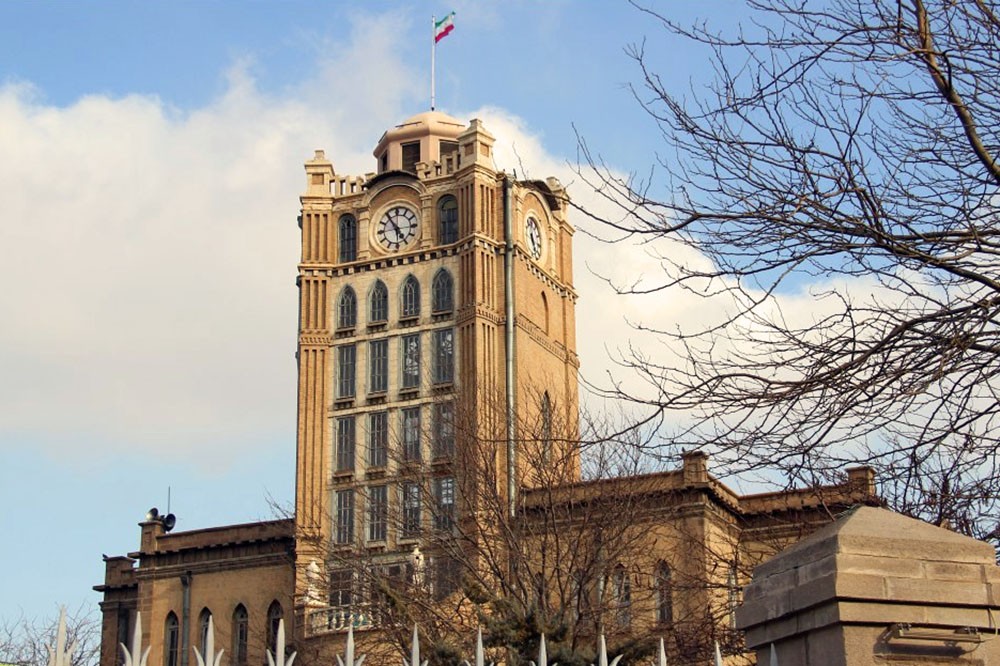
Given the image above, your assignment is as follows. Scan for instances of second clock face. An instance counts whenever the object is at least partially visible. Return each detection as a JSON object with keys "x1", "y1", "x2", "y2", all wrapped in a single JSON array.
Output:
[
  {"x1": 377, "y1": 206, "x2": 419, "y2": 251},
  {"x1": 526, "y1": 216, "x2": 543, "y2": 259}
]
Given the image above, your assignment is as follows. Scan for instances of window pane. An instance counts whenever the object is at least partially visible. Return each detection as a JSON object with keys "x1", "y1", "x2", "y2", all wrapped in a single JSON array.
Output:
[
  {"x1": 368, "y1": 485, "x2": 388, "y2": 541},
  {"x1": 401, "y1": 334, "x2": 421, "y2": 389},
  {"x1": 433, "y1": 402, "x2": 455, "y2": 457},
  {"x1": 330, "y1": 570, "x2": 353, "y2": 607},
  {"x1": 231, "y1": 606, "x2": 248, "y2": 666},
  {"x1": 402, "y1": 407, "x2": 421, "y2": 461},
  {"x1": 336, "y1": 417, "x2": 355, "y2": 471},
  {"x1": 336, "y1": 490, "x2": 354, "y2": 544},
  {"x1": 368, "y1": 411, "x2": 388, "y2": 467},
  {"x1": 370, "y1": 281, "x2": 388, "y2": 323},
  {"x1": 339, "y1": 215, "x2": 357, "y2": 263},
  {"x1": 337, "y1": 345, "x2": 356, "y2": 398},
  {"x1": 401, "y1": 277, "x2": 420, "y2": 318},
  {"x1": 402, "y1": 482, "x2": 421, "y2": 537},
  {"x1": 432, "y1": 270, "x2": 454, "y2": 313},
  {"x1": 338, "y1": 288, "x2": 357, "y2": 329},
  {"x1": 433, "y1": 328, "x2": 454, "y2": 384},
  {"x1": 439, "y1": 196, "x2": 458, "y2": 244},
  {"x1": 434, "y1": 476, "x2": 455, "y2": 530},
  {"x1": 369, "y1": 339, "x2": 388, "y2": 393}
]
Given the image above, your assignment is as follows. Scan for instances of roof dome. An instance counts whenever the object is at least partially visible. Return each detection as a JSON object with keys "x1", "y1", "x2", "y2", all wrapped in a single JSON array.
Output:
[{"x1": 373, "y1": 111, "x2": 469, "y2": 174}]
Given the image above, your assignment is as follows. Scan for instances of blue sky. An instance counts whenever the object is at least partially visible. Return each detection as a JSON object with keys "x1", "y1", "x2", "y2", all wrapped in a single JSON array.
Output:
[{"x1": 0, "y1": 1, "x2": 752, "y2": 625}]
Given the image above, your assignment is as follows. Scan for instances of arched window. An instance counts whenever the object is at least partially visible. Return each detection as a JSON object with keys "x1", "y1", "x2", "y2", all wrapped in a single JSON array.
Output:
[
  {"x1": 541, "y1": 392, "x2": 553, "y2": 463},
  {"x1": 656, "y1": 561, "x2": 673, "y2": 624},
  {"x1": 613, "y1": 564, "x2": 631, "y2": 627},
  {"x1": 370, "y1": 280, "x2": 388, "y2": 323},
  {"x1": 432, "y1": 269, "x2": 454, "y2": 314},
  {"x1": 197, "y1": 608, "x2": 212, "y2": 659},
  {"x1": 163, "y1": 612, "x2": 179, "y2": 666},
  {"x1": 337, "y1": 287, "x2": 357, "y2": 329},
  {"x1": 438, "y1": 196, "x2": 458, "y2": 244},
  {"x1": 266, "y1": 601, "x2": 283, "y2": 657},
  {"x1": 338, "y1": 215, "x2": 357, "y2": 263},
  {"x1": 401, "y1": 275, "x2": 420, "y2": 319},
  {"x1": 231, "y1": 605, "x2": 249, "y2": 666}
]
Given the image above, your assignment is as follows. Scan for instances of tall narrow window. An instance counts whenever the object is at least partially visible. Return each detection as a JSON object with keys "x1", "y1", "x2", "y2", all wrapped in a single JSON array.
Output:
[
  {"x1": 339, "y1": 215, "x2": 357, "y2": 263},
  {"x1": 368, "y1": 485, "x2": 388, "y2": 541},
  {"x1": 433, "y1": 328, "x2": 454, "y2": 384},
  {"x1": 401, "y1": 334, "x2": 421, "y2": 390},
  {"x1": 402, "y1": 482, "x2": 421, "y2": 537},
  {"x1": 335, "y1": 490, "x2": 354, "y2": 544},
  {"x1": 116, "y1": 610, "x2": 131, "y2": 666},
  {"x1": 402, "y1": 407, "x2": 421, "y2": 461},
  {"x1": 164, "y1": 613, "x2": 179, "y2": 666},
  {"x1": 369, "y1": 339, "x2": 388, "y2": 393},
  {"x1": 338, "y1": 287, "x2": 357, "y2": 329},
  {"x1": 401, "y1": 141, "x2": 420, "y2": 172},
  {"x1": 613, "y1": 564, "x2": 631, "y2": 627},
  {"x1": 727, "y1": 563, "x2": 740, "y2": 629},
  {"x1": 438, "y1": 195, "x2": 458, "y2": 244},
  {"x1": 198, "y1": 608, "x2": 211, "y2": 659},
  {"x1": 330, "y1": 569, "x2": 353, "y2": 607},
  {"x1": 231, "y1": 605, "x2": 249, "y2": 666},
  {"x1": 401, "y1": 275, "x2": 420, "y2": 319},
  {"x1": 433, "y1": 556, "x2": 460, "y2": 600},
  {"x1": 336, "y1": 416, "x2": 355, "y2": 472},
  {"x1": 432, "y1": 402, "x2": 455, "y2": 457},
  {"x1": 434, "y1": 476, "x2": 456, "y2": 530},
  {"x1": 541, "y1": 392, "x2": 553, "y2": 463},
  {"x1": 370, "y1": 281, "x2": 388, "y2": 323},
  {"x1": 432, "y1": 269, "x2": 454, "y2": 313},
  {"x1": 368, "y1": 411, "x2": 388, "y2": 467},
  {"x1": 266, "y1": 602, "x2": 283, "y2": 658},
  {"x1": 337, "y1": 344, "x2": 356, "y2": 398},
  {"x1": 656, "y1": 561, "x2": 673, "y2": 625}
]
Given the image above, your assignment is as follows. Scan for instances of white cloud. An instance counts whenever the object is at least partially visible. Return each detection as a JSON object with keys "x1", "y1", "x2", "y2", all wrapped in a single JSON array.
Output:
[
  {"x1": 0, "y1": 23, "x2": 899, "y2": 473},
  {"x1": 0, "y1": 15, "x2": 417, "y2": 467}
]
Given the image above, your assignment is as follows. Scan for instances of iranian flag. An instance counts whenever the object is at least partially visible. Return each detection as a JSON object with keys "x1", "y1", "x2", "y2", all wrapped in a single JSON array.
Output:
[{"x1": 435, "y1": 12, "x2": 455, "y2": 43}]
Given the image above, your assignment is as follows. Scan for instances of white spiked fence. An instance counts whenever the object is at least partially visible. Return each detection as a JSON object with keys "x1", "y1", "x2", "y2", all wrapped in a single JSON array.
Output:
[{"x1": 42, "y1": 605, "x2": 780, "y2": 666}]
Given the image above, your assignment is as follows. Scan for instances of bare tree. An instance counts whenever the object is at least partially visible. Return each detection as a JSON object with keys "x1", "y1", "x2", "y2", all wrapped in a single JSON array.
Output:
[
  {"x1": 0, "y1": 606, "x2": 101, "y2": 666},
  {"x1": 290, "y1": 394, "x2": 760, "y2": 666},
  {"x1": 577, "y1": 0, "x2": 1000, "y2": 544}
]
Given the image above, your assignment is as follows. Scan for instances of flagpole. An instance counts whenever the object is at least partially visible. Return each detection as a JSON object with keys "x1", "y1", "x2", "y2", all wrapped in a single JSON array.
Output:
[{"x1": 431, "y1": 15, "x2": 436, "y2": 110}]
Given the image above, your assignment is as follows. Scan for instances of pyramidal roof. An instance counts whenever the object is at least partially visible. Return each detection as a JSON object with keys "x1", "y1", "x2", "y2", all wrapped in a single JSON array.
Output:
[{"x1": 755, "y1": 506, "x2": 994, "y2": 580}]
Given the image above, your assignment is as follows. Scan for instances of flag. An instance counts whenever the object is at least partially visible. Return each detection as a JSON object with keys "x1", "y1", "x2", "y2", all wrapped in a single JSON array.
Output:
[{"x1": 435, "y1": 12, "x2": 455, "y2": 43}]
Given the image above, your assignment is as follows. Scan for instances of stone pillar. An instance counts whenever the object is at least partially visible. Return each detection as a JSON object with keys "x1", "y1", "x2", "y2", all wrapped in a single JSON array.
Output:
[{"x1": 736, "y1": 506, "x2": 1000, "y2": 665}]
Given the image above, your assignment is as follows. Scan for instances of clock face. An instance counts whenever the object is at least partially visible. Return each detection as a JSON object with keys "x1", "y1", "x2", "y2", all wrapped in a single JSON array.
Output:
[
  {"x1": 526, "y1": 216, "x2": 543, "y2": 259},
  {"x1": 377, "y1": 206, "x2": 419, "y2": 251}
]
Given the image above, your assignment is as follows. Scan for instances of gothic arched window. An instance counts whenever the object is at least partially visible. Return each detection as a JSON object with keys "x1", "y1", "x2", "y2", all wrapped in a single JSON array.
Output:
[
  {"x1": 266, "y1": 601, "x2": 283, "y2": 657},
  {"x1": 613, "y1": 564, "x2": 631, "y2": 627},
  {"x1": 197, "y1": 608, "x2": 212, "y2": 659},
  {"x1": 338, "y1": 287, "x2": 357, "y2": 329},
  {"x1": 432, "y1": 269, "x2": 454, "y2": 314},
  {"x1": 401, "y1": 275, "x2": 420, "y2": 319},
  {"x1": 339, "y1": 214, "x2": 357, "y2": 263},
  {"x1": 370, "y1": 280, "x2": 388, "y2": 323},
  {"x1": 164, "y1": 612, "x2": 179, "y2": 666},
  {"x1": 656, "y1": 561, "x2": 673, "y2": 624},
  {"x1": 438, "y1": 195, "x2": 458, "y2": 244},
  {"x1": 231, "y1": 605, "x2": 249, "y2": 666}
]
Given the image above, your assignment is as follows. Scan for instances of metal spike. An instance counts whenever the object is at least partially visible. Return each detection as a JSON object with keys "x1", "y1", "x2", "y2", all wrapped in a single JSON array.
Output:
[
  {"x1": 658, "y1": 637, "x2": 666, "y2": 666},
  {"x1": 769, "y1": 643, "x2": 778, "y2": 666},
  {"x1": 714, "y1": 641, "x2": 723, "y2": 666}
]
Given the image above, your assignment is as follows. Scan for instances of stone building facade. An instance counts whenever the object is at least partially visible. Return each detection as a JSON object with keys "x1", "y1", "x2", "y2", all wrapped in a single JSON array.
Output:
[{"x1": 95, "y1": 112, "x2": 879, "y2": 666}]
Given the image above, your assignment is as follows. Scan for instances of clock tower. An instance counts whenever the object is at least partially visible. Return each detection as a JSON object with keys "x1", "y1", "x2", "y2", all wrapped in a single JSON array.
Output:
[{"x1": 294, "y1": 111, "x2": 579, "y2": 623}]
